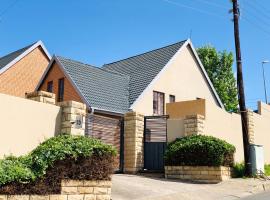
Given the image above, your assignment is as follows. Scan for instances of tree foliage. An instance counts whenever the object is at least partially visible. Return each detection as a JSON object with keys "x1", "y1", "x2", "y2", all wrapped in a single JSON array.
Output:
[{"x1": 197, "y1": 45, "x2": 238, "y2": 112}]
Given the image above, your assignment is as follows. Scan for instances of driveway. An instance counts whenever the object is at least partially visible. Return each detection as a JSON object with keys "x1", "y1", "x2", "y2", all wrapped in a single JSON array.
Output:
[{"x1": 112, "y1": 174, "x2": 270, "y2": 200}]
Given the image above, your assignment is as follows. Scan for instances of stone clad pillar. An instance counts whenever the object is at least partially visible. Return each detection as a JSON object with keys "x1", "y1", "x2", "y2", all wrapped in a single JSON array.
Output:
[
  {"x1": 25, "y1": 91, "x2": 55, "y2": 105},
  {"x1": 124, "y1": 111, "x2": 144, "y2": 173},
  {"x1": 58, "y1": 101, "x2": 87, "y2": 136},
  {"x1": 247, "y1": 109, "x2": 255, "y2": 144},
  {"x1": 184, "y1": 114, "x2": 205, "y2": 136}
]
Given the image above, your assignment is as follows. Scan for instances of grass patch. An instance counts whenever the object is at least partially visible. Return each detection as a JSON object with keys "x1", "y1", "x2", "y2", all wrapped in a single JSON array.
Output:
[
  {"x1": 233, "y1": 163, "x2": 245, "y2": 178},
  {"x1": 265, "y1": 164, "x2": 270, "y2": 176}
]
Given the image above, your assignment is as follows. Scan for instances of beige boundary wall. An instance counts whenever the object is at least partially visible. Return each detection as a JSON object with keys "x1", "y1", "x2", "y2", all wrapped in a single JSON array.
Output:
[
  {"x1": 0, "y1": 91, "x2": 87, "y2": 158},
  {"x1": 167, "y1": 99, "x2": 270, "y2": 163},
  {"x1": 0, "y1": 180, "x2": 112, "y2": 200},
  {"x1": 0, "y1": 92, "x2": 61, "y2": 158}
]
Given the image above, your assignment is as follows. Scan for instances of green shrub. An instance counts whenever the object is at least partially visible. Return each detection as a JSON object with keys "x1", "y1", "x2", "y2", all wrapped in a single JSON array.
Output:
[
  {"x1": 164, "y1": 135, "x2": 235, "y2": 166},
  {"x1": 0, "y1": 135, "x2": 117, "y2": 186},
  {"x1": 265, "y1": 164, "x2": 270, "y2": 176},
  {"x1": 233, "y1": 163, "x2": 245, "y2": 178}
]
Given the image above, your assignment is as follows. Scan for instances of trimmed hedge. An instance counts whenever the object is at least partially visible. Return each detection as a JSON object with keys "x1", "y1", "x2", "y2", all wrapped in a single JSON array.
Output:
[
  {"x1": 0, "y1": 135, "x2": 117, "y2": 187},
  {"x1": 164, "y1": 135, "x2": 235, "y2": 167}
]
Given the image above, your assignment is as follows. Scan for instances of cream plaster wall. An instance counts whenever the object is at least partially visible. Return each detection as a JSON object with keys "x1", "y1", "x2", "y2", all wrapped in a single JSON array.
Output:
[
  {"x1": 0, "y1": 93, "x2": 61, "y2": 157},
  {"x1": 253, "y1": 102, "x2": 270, "y2": 163},
  {"x1": 132, "y1": 45, "x2": 220, "y2": 116},
  {"x1": 167, "y1": 118, "x2": 185, "y2": 142},
  {"x1": 166, "y1": 99, "x2": 270, "y2": 163},
  {"x1": 204, "y1": 101, "x2": 244, "y2": 163}
]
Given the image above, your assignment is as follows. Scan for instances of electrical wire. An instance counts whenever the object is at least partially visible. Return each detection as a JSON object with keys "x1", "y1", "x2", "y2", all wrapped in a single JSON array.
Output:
[
  {"x1": 162, "y1": 0, "x2": 228, "y2": 20},
  {"x1": 192, "y1": 0, "x2": 229, "y2": 9},
  {"x1": 244, "y1": 0, "x2": 270, "y2": 20},
  {"x1": 0, "y1": 0, "x2": 20, "y2": 21}
]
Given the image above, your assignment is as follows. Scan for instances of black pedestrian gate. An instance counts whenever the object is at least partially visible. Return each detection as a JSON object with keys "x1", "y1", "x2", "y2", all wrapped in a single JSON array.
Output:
[{"x1": 144, "y1": 115, "x2": 168, "y2": 172}]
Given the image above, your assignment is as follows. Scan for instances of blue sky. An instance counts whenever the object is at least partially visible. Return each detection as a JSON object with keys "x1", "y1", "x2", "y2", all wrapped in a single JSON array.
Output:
[{"x1": 1, "y1": 0, "x2": 270, "y2": 109}]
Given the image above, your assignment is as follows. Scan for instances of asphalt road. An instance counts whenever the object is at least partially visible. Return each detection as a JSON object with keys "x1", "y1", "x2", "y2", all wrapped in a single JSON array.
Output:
[{"x1": 240, "y1": 191, "x2": 270, "y2": 200}]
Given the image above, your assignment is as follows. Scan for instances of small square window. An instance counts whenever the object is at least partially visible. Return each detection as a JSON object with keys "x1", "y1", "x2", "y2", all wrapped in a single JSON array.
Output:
[{"x1": 169, "y1": 95, "x2": 175, "y2": 103}]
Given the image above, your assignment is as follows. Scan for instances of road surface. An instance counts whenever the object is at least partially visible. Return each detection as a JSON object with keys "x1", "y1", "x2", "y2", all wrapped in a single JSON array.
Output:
[{"x1": 240, "y1": 191, "x2": 270, "y2": 200}]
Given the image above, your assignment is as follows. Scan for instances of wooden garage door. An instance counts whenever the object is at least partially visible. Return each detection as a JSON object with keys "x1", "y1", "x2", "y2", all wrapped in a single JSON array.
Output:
[{"x1": 85, "y1": 114, "x2": 123, "y2": 172}]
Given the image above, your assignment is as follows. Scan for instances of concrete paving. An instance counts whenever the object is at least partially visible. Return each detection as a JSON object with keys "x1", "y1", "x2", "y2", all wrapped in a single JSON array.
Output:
[
  {"x1": 112, "y1": 174, "x2": 270, "y2": 200},
  {"x1": 239, "y1": 191, "x2": 270, "y2": 199}
]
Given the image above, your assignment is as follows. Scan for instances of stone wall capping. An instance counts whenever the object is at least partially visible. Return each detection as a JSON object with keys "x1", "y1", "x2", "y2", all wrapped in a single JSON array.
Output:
[
  {"x1": 25, "y1": 91, "x2": 56, "y2": 105},
  {"x1": 25, "y1": 91, "x2": 55, "y2": 99}
]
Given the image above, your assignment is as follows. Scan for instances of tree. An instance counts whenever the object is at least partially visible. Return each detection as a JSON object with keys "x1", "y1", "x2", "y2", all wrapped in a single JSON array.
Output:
[{"x1": 197, "y1": 45, "x2": 238, "y2": 112}]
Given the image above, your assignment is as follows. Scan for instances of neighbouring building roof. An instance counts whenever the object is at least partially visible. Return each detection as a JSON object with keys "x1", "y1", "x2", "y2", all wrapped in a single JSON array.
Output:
[
  {"x1": 56, "y1": 56, "x2": 130, "y2": 114},
  {"x1": 0, "y1": 41, "x2": 51, "y2": 74},
  {"x1": 102, "y1": 40, "x2": 186, "y2": 106}
]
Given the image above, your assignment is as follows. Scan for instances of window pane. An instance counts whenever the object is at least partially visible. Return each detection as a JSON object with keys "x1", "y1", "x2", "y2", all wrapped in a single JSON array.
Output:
[
  {"x1": 169, "y1": 95, "x2": 175, "y2": 103},
  {"x1": 153, "y1": 91, "x2": 164, "y2": 115},
  {"x1": 47, "y1": 81, "x2": 53, "y2": 93},
  {"x1": 58, "y1": 78, "x2": 64, "y2": 102}
]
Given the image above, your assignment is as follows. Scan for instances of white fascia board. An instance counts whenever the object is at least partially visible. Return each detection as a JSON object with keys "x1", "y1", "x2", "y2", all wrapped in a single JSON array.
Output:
[
  {"x1": 187, "y1": 40, "x2": 224, "y2": 109},
  {"x1": 0, "y1": 40, "x2": 51, "y2": 75},
  {"x1": 129, "y1": 39, "x2": 224, "y2": 110}
]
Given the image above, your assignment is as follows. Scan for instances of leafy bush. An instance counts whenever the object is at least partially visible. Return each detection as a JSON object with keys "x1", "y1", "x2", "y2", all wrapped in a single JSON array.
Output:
[
  {"x1": 233, "y1": 163, "x2": 245, "y2": 178},
  {"x1": 0, "y1": 135, "x2": 117, "y2": 187},
  {"x1": 164, "y1": 135, "x2": 235, "y2": 166}
]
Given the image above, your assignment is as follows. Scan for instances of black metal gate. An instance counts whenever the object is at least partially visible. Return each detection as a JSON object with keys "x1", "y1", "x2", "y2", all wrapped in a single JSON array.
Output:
[
  {"x1": 144, "y1": 115, "x2": 168, "y2": 172},
  {"x1": 85, "y1": 114, "x2": 124, "y2": 172}
]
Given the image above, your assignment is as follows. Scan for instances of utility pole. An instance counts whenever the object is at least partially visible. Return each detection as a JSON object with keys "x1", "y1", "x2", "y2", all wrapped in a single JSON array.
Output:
[{"x1": 232, "y1": 0, "x2": 252, "y2": 176}]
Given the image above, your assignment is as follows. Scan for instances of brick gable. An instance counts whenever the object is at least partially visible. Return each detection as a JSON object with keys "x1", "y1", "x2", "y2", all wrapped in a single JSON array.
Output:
[
  {"x1": 39, "y1": 62, "x2": 83, "y2": 103},
  {"x1": 0, "y1": 47, "x2": 49, "y2": 97}
]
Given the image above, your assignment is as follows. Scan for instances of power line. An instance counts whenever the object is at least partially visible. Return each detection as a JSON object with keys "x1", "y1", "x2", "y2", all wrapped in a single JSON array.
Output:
[
  {"x1": 0, "y1": 0, "x2": 20, "y2": 21},
  {"x1": 242, "y1": 16, "x2": 270, "y2": 38},
  {"x1": 192, "y1": 0, "x2": 229, "y2": 9},
  {"x1": 245, "y1": 0, "x2": 270, "y2": 19},
  {"x1": 240, "y1": 4, "x2": 270, "y2": 27},
  {"x1": 161, "y1": 0, "x2": 228, "y2": 20}
]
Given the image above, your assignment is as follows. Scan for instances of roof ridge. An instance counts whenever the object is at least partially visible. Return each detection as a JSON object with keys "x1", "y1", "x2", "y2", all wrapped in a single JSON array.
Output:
[
  {"x1": 103, "y1": 39, "x2": 187, "y2": 67},
  {"x1": 55, "y1": 55, "x2": 129, "y2": 79}
]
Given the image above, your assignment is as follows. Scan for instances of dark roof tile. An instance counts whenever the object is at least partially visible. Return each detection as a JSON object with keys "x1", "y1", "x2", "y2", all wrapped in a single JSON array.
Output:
[{"x1": 102, "y1": 40, "x2": 186, "y2": 106}]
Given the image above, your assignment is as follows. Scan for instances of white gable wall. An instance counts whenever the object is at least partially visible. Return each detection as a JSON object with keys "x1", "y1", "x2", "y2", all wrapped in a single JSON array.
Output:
[{"x1": 131, "y1": 45, "x2": 220, "y2": 116}]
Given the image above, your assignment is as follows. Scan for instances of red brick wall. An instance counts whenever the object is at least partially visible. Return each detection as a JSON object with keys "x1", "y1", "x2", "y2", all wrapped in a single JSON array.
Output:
[
  {"x1": 0, "y1": 47, "x2": 49, "y2": 97},
  {"x1": 39, "y1": 62, "x2": 83, "y2": 103}
]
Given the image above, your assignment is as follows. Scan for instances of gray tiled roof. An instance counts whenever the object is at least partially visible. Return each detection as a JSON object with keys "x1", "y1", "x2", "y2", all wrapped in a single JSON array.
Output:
[
  {"x1": 0, "y1": 43, "x2": 35, "y2": 70},
  {"x1": 56, "y1": 56, "x2": 130, "y2": 114},
  {"x1": 102, "y1": 40, "x2": 186, "y2": 106}
]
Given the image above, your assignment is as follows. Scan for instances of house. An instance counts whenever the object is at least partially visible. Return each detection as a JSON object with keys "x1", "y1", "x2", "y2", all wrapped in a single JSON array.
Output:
[
  {"x1": 35, "y1": 39, "x2": 224, "y2": 171},
  {"x1": 37, "y1": 39, "x2": 223, "y2": 117},
  {"x1": 0, "y1": 41, "x2": 51, "y2": 97}
]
